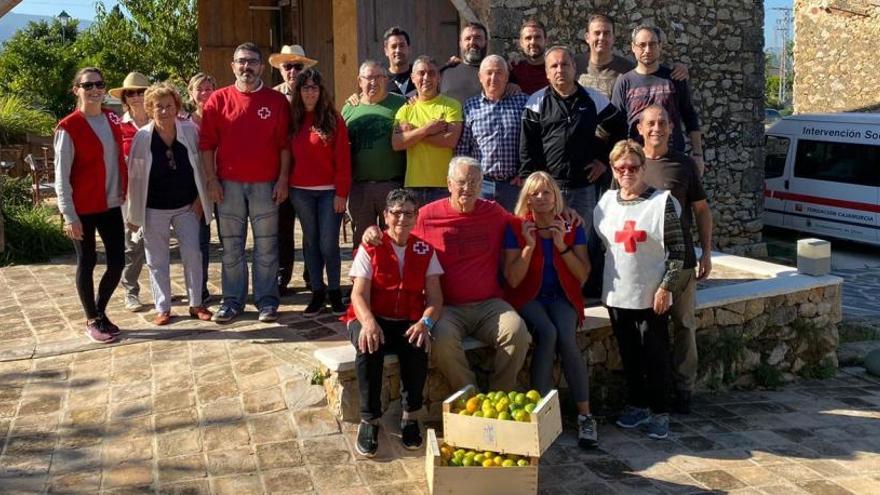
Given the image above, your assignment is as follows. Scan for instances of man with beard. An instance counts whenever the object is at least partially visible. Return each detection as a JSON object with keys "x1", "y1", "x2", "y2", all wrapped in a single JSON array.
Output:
[
  {"x1": 199, "y1": 42, "x2": 291, "y2": 323},
  {"x1": 612, "y1": 25, "x2": 704, "y2": 174},
  {"x1": 440, "y1": 22, "x2": 490, "y2": 104},
  {"x1": 509, "y1": 19, "x2": 550, "y2": 95}
]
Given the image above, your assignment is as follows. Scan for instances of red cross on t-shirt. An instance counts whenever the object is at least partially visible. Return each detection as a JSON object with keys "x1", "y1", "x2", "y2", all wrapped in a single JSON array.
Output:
[{"x1": 614, "y1": 220, "x2": 647, "y2": 253}]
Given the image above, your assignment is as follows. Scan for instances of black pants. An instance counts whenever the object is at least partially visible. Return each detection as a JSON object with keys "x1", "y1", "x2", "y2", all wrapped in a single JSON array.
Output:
[
  {"x1": 608, "y1": 306, "x2": 672, "y2": 414},
  {"x1": 349, "y1": 317, "x2": 428, "y2": 421},
  {"x1": 73, "y1": 207, "x2": 125, "y2": 320},
  {"x1": 277, "y1": 200, "x2": 296, "y2": 289}
]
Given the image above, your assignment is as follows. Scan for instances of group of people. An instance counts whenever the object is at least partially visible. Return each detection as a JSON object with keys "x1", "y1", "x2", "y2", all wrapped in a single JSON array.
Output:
[{"x1": 54, "y1": 13, "x2": 714, "y2": 458}]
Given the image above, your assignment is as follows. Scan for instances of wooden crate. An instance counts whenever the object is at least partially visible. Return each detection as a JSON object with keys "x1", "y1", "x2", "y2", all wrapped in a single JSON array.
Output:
[
  {"x1": 441, "y1": 385, "x2": 562, "y2": 458},
  {"x1": 425, "y1": 429, "x2": 538, "y2": 495}
]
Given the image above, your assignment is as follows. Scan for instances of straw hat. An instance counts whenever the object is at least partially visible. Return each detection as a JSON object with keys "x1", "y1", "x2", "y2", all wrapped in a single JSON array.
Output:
[
  {"x1": 109, "y1": 72, "x2": 151, "y2": 99},
  {"x1": 268, "y1": 45, "x2": 318, "y2": 70}
]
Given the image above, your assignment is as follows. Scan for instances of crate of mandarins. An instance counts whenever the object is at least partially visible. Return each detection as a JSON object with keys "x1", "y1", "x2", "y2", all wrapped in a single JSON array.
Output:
[
  {"x1": 425, "y1": 429, "x2": 538, "y2": 495},
  {"x1": 441, "y1": 384, "x2": 562, "y2": 458}
]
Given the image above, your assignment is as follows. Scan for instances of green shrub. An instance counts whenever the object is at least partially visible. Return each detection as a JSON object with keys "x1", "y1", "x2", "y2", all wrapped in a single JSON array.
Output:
[
  {"x1": 754, "y1": 362, "x2": 784, "y2": 389},
  {"x1": 0, "y1": 95, "x2": 56, "y2": 145},
  {"x1": 1, "y1": 176, "x2": 71, "y2": 266}
]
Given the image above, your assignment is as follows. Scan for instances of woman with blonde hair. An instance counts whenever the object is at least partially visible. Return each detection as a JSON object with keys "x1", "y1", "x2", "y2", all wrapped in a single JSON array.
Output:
[
  {"x1": 503, "y1": 171, "x2": 595, "y2": 448},
  {"x1": 184, "y1": 72, "x2": 217, "y2": 127},
  {"x1": 126, "y1": 82, "x2": 213, "y2": 325},
  {"x1": 594, "y1": 139, "x2": 685, "y2": 440}
]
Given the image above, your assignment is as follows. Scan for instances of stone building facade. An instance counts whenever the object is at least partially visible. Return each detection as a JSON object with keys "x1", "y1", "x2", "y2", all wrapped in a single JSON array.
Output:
[
  {"x1": 793, "y1": 0, "x2": 880, "y2": 114},
  {"x1": 461, "y1": 0, "x2": 767, "y2": 254}
]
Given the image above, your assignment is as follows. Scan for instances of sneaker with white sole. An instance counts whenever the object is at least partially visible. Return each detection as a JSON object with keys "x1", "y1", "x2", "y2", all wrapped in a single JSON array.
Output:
[
  {"x1": 211, "y1": 305, "x2": 239, "y2": 323},
  {"x1": 356, "y1": 421, "x2": 379, "y2": 457},
  {"x1": 258, "y1": 306, "x2": 279, "y2": 322},
  {"x1": 124, "y1": 294, "x2": 145, "y2": 312},
  {"x1": 85, "y1": 320, "x2": 116, "y2": 343},
  {"x1": 642, "y1": 413, "x2": 670, "y2": 440},
  {"x1": 616, "y1": 405, "x2": 651, "y2": 429},
  {"x1": 578, "y1": 414, "x2": 598, "y2": 449}
]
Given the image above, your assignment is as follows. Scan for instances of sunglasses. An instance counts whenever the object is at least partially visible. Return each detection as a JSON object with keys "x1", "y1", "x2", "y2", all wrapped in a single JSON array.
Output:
[
  {"x1": 612, "y1": 164, "x2": 643, "y2": 175},
  {"x1": 282, "y1": 63, "x2": 304, "y2": 71},
  {"x1": 165, "y1": 149, "x2": 177, "y2": 171},
  {"x1": 77, "y1": 81, "x2": 106, "y2": 90},
  {"x1": 124, "y1": 89, "x2": 146, "y2": 97},
  {"x1": 386, "y1": 209, "x2": 416, "y2": 219}
]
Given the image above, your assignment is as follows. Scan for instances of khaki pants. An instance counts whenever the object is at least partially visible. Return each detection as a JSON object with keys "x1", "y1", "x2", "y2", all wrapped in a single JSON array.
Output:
[
  {"x1": 670, "y1": 268, "x2": 698, "y2": 392},
  {"x1": 431, "y1": 298, "x2": 531, "y2": 391}
]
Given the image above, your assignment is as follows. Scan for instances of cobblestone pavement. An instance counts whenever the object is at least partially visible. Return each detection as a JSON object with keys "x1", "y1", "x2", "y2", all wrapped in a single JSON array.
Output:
[
  {"x1": 831, "y1": 267, "x2": 880, "y2": 320},
  {"x1": 2, "y1": 252, "x2": 880, "y2": 493}
]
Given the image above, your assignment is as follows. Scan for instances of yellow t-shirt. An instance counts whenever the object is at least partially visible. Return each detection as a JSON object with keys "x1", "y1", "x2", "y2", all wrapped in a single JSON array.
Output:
[{"x1": 394, "y1": 95, "x2": 463, "y2": 187}]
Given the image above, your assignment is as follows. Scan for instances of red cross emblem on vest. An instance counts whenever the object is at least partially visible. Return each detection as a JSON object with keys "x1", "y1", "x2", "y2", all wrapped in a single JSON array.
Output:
[
  {"x1": 614, "y1": 220, "x2": 647, "y2": 253},
  {"x1": 257, "y1": 106, "x2": 271, "y2": 119},
  {"x1": 413, "y1": 241, "x2": 429, "y2": 255}
]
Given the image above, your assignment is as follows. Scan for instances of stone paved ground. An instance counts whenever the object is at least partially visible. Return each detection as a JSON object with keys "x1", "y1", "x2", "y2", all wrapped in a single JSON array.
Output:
[{"x1": 3, "y1": 250, "x2": 880, "y2": 493}]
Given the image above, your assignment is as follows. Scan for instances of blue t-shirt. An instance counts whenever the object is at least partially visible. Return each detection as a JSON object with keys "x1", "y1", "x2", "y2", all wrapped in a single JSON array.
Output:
[{"x1": 504, "y1": 223, "x2": 586, "y2": 302}]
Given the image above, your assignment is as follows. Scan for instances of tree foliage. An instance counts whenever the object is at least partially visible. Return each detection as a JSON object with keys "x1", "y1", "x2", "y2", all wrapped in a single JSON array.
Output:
[{"x1": 0, "y1": 0, "x2": 198, "y2": 123}]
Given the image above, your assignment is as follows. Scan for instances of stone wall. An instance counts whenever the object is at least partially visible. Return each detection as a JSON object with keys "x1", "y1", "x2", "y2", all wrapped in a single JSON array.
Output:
[
  {"x1": 793, "y1": 0, "x2": 880, "y2": 113},
  {"x1": 454, "y1": 0, "x2": 766, "y2": 254},
  {"x1": 323, "y1": 281, "x2": 842, "y2": 422}
]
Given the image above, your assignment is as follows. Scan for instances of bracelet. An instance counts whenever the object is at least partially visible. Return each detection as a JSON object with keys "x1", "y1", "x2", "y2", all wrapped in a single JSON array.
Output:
[{"x1": 559, "y1": 245, "x2": 572, "y2": 255}]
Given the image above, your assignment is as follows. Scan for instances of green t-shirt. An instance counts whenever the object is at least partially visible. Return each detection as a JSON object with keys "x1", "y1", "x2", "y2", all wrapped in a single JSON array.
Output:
[
  {"x1": 341, "y1": 94, "x2": 407, "y2": 182},
  {"x1": 393, "y1": 94, "x2": 463, "y2": 187}
]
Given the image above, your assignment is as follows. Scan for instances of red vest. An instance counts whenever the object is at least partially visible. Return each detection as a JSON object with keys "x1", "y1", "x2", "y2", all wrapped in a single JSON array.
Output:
[
  {"x1": 120, "y1": 120, "x2": 138, "y2": 158},
  {"x1": 503, "y1": 216, "x2": 585, "y2": 326},
  {"x1": 344, "y1": 233, "x2": 435, "y2": 322},
  {"x1": 56, "y1": 110, "x2": 128, "y2": 215}
]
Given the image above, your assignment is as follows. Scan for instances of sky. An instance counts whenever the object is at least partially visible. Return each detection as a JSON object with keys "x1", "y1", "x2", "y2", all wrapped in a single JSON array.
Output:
[{"x1": 12, "y1": 0, "x2": 792, "y2": 52}]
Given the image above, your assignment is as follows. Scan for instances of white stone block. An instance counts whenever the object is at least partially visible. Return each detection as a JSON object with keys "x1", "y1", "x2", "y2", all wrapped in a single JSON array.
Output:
[{"x1": 797, "y1": 238, "x2": 831, "y2": 276}]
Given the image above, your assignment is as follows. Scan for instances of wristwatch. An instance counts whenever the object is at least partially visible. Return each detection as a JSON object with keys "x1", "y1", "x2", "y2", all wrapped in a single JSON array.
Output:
[{"x1": 420, "y1": 316, "x2": 435, "y2": 330}]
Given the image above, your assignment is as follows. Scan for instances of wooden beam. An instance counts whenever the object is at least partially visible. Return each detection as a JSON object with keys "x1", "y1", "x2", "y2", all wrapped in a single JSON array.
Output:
[
  {"x1": 332, "y1": 0, "x2": 358, "y2": 109},
  {"x1": 0, "y1": 0, "x2": 23, "y2": 19}
]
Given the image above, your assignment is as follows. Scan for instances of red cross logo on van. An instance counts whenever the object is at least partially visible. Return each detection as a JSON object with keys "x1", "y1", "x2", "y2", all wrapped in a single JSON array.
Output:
[
  {"x1": 413, "y1": 241, "x2": 429, "y2": 255},
  {"x1": 257, "y1": 106, "x2": 271, "y2": 119}
]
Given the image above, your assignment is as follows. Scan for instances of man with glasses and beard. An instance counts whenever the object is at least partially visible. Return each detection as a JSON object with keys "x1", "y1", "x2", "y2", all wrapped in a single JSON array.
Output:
[
  {"x1": 199, "y1": 42, "x2": 291, "y2": 323},
  {"x1": 269, "y1": 45, "x2": 318, "y2": 295}
]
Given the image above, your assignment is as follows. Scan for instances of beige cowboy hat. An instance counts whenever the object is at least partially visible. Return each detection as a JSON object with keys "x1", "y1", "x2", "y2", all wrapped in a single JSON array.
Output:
[
  {"x1": 268, "y1": 44, "x2": 318, "y2": 70},
  {"x1": 109, "y1": 72, "x2": 151, "y2": 99}
]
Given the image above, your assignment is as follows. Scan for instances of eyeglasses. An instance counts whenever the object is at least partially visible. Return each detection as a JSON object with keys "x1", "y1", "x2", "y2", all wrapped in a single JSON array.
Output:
[
  {"x1": 300, "y1": 84, "x2": 320, "y2": 92},
  {"x1": 452, "y1": 179, "x2": 480, "y2": 189},
  {"x1": 165, "y1": 149, "x2": 177, "y2": 171},
  {"x1": 386, "y1": 209, "x2": 416, "y2": 219},
  {"x1": 76, "y1": 81, "x2": 106, "y2": 90},
  {"x1": 359, "y1": 75, "x2": 387, "y2": 82},
  {"x1": 612, "y1": 164, "x2": 643, "y2": 175},
  {"x1": 633, "y1": 41, "x2": 660, "y2": 51},
  {"x1": 233, "y1": 57, "x2": 261, "y2": 66},
  {"x1": 282, "y1": 63, "x2": 304, "y2": 71},
  {"x1": 123, "y1": 89, "x2": 146, "y2": 97}
]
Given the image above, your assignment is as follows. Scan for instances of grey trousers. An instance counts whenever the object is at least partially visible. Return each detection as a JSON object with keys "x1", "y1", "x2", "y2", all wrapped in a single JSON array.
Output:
[
  {"x1": 348, "y1": 180, "x2": 400, "y2": 249},
  {"x1": 143, "y1": 205, "x2": 203, "y2": 313},
  {"x1": 670, "y1": 268, "x2": 698, "y2": 392},
  {"x1": 121, "y1": 224, "x2": 146, "y2": 297}
]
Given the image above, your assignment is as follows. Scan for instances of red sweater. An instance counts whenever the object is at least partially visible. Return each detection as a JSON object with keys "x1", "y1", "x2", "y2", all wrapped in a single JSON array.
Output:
[
  {"x1": 289, "y1": 112, "x2": 351, "y2": 198},
  {"x1": 510, "y1": 61, "x2": 549, "y2": 95},
  {"x1": 412, "y1": 199, "x2": 511, "y2": 305},
  {"x1": 120, "y1": 121, "x2": 137, "y2": 158},
  {"x1": 56, "y1": 109, "x2": 127, "y2": 215},
  {"x1": 199, "y1": 84, "x2": 291, "y2": 182}
]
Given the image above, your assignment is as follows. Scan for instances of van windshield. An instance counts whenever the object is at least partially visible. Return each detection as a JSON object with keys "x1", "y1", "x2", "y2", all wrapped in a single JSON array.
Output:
[{"x1": 794, "y1": 139, "x2": 880, "y2": 187}]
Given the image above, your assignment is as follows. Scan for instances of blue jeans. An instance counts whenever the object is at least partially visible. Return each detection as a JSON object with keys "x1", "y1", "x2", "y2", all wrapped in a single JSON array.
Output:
[
  {"x1": 519, "y1": 299, "x2": 590, "y2": 403},
  {"x1": 290, "y1": 188, "x2": 342, "y2": 292},
  {"x1": 480, "y1": 179, "x2": 521, "y2": 213},
  {"x1": 408, "y1": 187, "x2": 448, "y2": 208},
  {"x1": 217, "y1": 180, "x2": 279, "y2": 311},
  {"x1": 561, "y1": 185, "x2": 598, "y2": 233}
]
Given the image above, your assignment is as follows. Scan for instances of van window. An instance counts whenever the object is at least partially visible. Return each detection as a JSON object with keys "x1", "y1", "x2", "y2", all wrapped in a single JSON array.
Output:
[
  {"x1": 764, "y1": 136, "x2": 789, "y2": 179},
  {"x1": 794, "y1": 139, "x2": 880, "y2": 187}
]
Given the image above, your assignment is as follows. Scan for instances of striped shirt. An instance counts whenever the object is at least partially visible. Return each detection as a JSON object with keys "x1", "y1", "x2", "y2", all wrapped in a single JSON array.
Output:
[{"x1": 455, "y1": 92, "x2": 529, "y2": 181}]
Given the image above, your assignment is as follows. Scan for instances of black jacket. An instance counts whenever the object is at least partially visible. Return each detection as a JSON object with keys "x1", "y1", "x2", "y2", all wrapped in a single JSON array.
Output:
[{"x1": 519, "y1": 84, "x2": 626, "y2": 188}]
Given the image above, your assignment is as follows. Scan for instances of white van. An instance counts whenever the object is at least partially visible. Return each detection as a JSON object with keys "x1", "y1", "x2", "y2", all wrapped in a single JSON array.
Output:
[{"x1": 764, "y1": 113, "x2": 880, "y2": 246}]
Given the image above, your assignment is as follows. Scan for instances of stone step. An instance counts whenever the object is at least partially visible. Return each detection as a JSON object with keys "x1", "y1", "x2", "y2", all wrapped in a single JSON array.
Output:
[{"x1": 838, "y1": 340, "x2": 880, "y2": 366}]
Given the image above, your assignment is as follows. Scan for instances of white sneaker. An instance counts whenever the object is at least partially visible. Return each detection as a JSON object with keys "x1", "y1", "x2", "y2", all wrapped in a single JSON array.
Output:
[{"x1": 124, "y1": 294, "x2": 145, "y2": 312}]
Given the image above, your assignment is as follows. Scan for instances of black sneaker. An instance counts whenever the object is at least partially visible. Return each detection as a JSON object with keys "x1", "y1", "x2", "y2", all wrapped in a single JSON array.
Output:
[
  {"x1": 356, "y1": 421, "x2": 379, "y2": 457},
  {"x1": 328, "y1": 290, "x2": 346, "y2": 316},
  {"x1": 98, "y1": 313, "x2": 120, "y2": 336},
  {"x1": 673, "y1": 390, "x2": 692, "y2": 415},
  {"x1": 303, "y1": 290, "x2": 326, "y2": 317},
  {"x1": 400, "y1": 419, "x2": 423, "y2": 450},
  {"x1": 578, "y1": 414, "x2": 598, "y2": 449}
]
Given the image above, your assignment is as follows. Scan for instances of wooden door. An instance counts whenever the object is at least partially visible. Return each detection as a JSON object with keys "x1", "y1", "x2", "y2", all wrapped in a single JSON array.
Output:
[
  {"x1": 299, "y1": 0, "x2": 335, "y2": 98},
  {"x1": 357, "y1": 0, "x2": 460, "y2": 68}
]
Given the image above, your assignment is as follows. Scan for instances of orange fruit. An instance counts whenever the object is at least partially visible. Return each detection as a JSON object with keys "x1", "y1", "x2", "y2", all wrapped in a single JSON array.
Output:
[
  {"x1": 481, "y1": 459, "x2": 494, "y2": 468},
  {"x1": 465, "y1": 397, "x2": 480, "y2": 413}
]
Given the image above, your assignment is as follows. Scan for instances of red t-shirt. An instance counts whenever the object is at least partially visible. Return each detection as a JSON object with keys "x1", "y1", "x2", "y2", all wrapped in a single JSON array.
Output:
[
  {"x1": 412, "y1": 198, "x2": 511, "y2": 305},
  {"x1": 510, "y1": 61, "x2": 549, "y2": 95},
  {"x1": 289, "y1": 112, "x2": 352, "y2": 198},
  {"x1": 199, "y1": 84, "x2": 291, "y2": 183}
]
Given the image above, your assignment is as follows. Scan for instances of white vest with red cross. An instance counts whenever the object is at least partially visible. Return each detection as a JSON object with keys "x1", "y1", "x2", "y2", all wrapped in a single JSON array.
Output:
[{"x1": 594, "y1": 188, "x2": 678, "y2": 309}]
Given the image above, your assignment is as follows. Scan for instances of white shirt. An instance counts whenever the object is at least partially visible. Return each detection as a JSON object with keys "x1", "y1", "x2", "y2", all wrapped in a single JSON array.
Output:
[{"x1": 349, "y1": 242, "x2": 443, "y2": 280}]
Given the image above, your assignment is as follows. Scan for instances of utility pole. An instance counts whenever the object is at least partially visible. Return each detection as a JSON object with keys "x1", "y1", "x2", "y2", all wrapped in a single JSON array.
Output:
[{"x1": 772, "y1": 7, "x2": 793, "y2": 105}]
